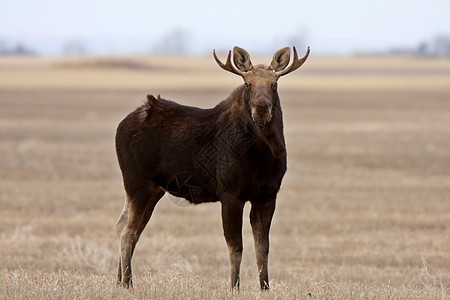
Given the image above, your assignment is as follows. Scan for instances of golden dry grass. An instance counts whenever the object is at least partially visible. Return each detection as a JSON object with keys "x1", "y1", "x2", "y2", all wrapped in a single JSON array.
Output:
[{"x1": 0, "y1": 54, "x2": 449, "y2": 299}]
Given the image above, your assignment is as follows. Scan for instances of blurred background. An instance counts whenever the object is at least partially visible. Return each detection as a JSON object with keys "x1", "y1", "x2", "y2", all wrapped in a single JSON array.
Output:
[
  {"x1": 1, "y1": 0, "x2": 450, "y2": 56},
  {"x1": 0, "y1": 0, "x2": 449, "y2": 298}
]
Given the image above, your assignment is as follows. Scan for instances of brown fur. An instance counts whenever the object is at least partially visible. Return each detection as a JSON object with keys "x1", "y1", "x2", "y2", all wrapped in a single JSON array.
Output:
[{"x1": 115, "y1": 46, "x2": 309, "y2": 289}]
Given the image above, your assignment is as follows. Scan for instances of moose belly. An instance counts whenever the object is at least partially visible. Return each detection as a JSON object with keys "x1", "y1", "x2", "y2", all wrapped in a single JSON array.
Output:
[
  {"x1": 240, "y1": 183, "x2": 281, "y2": 204},
  {"x1": 159, "y1": 171, "x2": 219, "y2": 204}
]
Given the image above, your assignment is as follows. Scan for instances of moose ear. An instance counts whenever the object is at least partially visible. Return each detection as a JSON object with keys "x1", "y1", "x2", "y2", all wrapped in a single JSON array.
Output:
[
  {"x1": 270, "y1": 47, "x2": 291, "y2": 71},
  {"x1": 233, "y1": 46, "x2": 253, "y2": 72}
]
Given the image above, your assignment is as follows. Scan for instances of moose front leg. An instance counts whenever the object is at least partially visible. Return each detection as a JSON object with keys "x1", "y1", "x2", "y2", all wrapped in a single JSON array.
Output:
[
  {"x1": 221, "y1": 198, "x2": 244, "y2": 289},
  {"x1": 250, "y1": 199, "x2": 276, "y2": 290}
]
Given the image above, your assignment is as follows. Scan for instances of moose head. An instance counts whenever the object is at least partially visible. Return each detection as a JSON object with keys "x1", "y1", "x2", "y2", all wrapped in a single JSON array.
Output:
[{"x1": 213, "y1": 46, "x2": 310, "y2": 127}]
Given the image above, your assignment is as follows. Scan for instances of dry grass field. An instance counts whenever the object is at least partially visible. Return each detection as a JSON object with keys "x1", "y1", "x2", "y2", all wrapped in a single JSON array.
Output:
[{"x1": 0, "y1": 53, "x2": 449, "y2": 299}]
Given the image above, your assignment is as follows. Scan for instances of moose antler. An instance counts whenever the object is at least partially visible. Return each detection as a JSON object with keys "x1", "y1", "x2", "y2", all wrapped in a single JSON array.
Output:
[
  {"x1": 213, "y1": 49, "x2": 247, "y2": 77},
  {"x1": 274, "y1": 46, "x2": 310, "y2": 77}
]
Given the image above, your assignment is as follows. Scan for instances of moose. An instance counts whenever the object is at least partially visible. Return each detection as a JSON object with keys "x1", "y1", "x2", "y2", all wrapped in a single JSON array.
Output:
[{"x1": 115, "y1": 46, "x2": 310, "y2": 290}]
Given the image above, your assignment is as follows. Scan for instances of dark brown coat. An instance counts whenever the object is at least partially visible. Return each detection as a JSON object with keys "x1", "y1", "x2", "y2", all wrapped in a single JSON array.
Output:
[{"x1": 115, "y1": 46, "x2": 310, "y2": 290}]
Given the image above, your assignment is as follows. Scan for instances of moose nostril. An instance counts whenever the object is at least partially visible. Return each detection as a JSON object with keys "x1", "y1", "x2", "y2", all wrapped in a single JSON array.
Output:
[
  {"x1": 254, "y1": 99, "x2": 272, "y2": 109},
  {"x1": 256, "y1": 103, "x2": 267, "y2": 109},
  {"x1": 257, "y1": 106, "x2": 270, "y2": 115}
]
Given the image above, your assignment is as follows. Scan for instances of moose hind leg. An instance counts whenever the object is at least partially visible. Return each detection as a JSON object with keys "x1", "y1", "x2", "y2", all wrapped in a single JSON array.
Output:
[
  {"x1": 221, "y1": 198, "x2": 244, "y2": 289},
  {"x1": 116, "y1": 199, "x2": 129, "y2": 285},
  {"x1": 117, "y1": 187, "x2": 164, "y2": 288},
  {"x1": 250, "y1": 199, "x2": 276, "y2": 290}
]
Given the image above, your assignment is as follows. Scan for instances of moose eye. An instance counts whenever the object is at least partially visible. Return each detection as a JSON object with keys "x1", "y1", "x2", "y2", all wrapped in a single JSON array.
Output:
[
  {"x1": 244, "y1": 82, "x2": 249, "y2": 88},
  {"x1": 272, "y1": 83, "x2": 278, "y2": 90}
]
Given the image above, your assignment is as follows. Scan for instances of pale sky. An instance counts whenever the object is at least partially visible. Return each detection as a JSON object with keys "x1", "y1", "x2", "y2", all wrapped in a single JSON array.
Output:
[{"x1": 0, "y1": 0, "x2": 449, "y2": 55}]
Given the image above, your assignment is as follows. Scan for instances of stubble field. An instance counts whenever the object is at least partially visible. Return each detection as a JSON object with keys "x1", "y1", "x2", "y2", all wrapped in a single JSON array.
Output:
[{"x1": 0, "y1": 53, "x2": 449, "y2": 299}]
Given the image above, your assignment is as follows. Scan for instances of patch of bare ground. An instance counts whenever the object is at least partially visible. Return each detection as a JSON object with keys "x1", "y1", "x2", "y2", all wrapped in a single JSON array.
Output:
[{"x1": 0, "y1": 55, "x2": 449, "y2": 298}]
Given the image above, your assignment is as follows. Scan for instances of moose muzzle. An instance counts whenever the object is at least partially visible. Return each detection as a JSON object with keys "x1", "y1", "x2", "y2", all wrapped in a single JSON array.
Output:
[{"x1": 251, "y1": 87, "x2": 273, "y2": 127}]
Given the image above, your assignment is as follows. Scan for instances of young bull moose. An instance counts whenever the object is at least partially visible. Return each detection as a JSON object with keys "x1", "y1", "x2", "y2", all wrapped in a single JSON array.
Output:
[{"x1": 115, "y1": 46, "x2": 310, "y2": 290}]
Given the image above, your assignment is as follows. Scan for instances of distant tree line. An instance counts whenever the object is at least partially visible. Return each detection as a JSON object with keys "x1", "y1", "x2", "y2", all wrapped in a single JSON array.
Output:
[
  {"x1": 389, "y1": 33, "x2": 450, "y2": 57},
  {"x1": 0, "y1": 40, "x2": 36, "y2": 55},
  {"x1": 152, "y1": 29, "x2": 191, "y2": 54},
  {"x1": 0, "y1": 39, "x2": 88, "y2": 56},
  {"x1": 1, "y1": 32, "x2": 449, "y2": 56}
]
